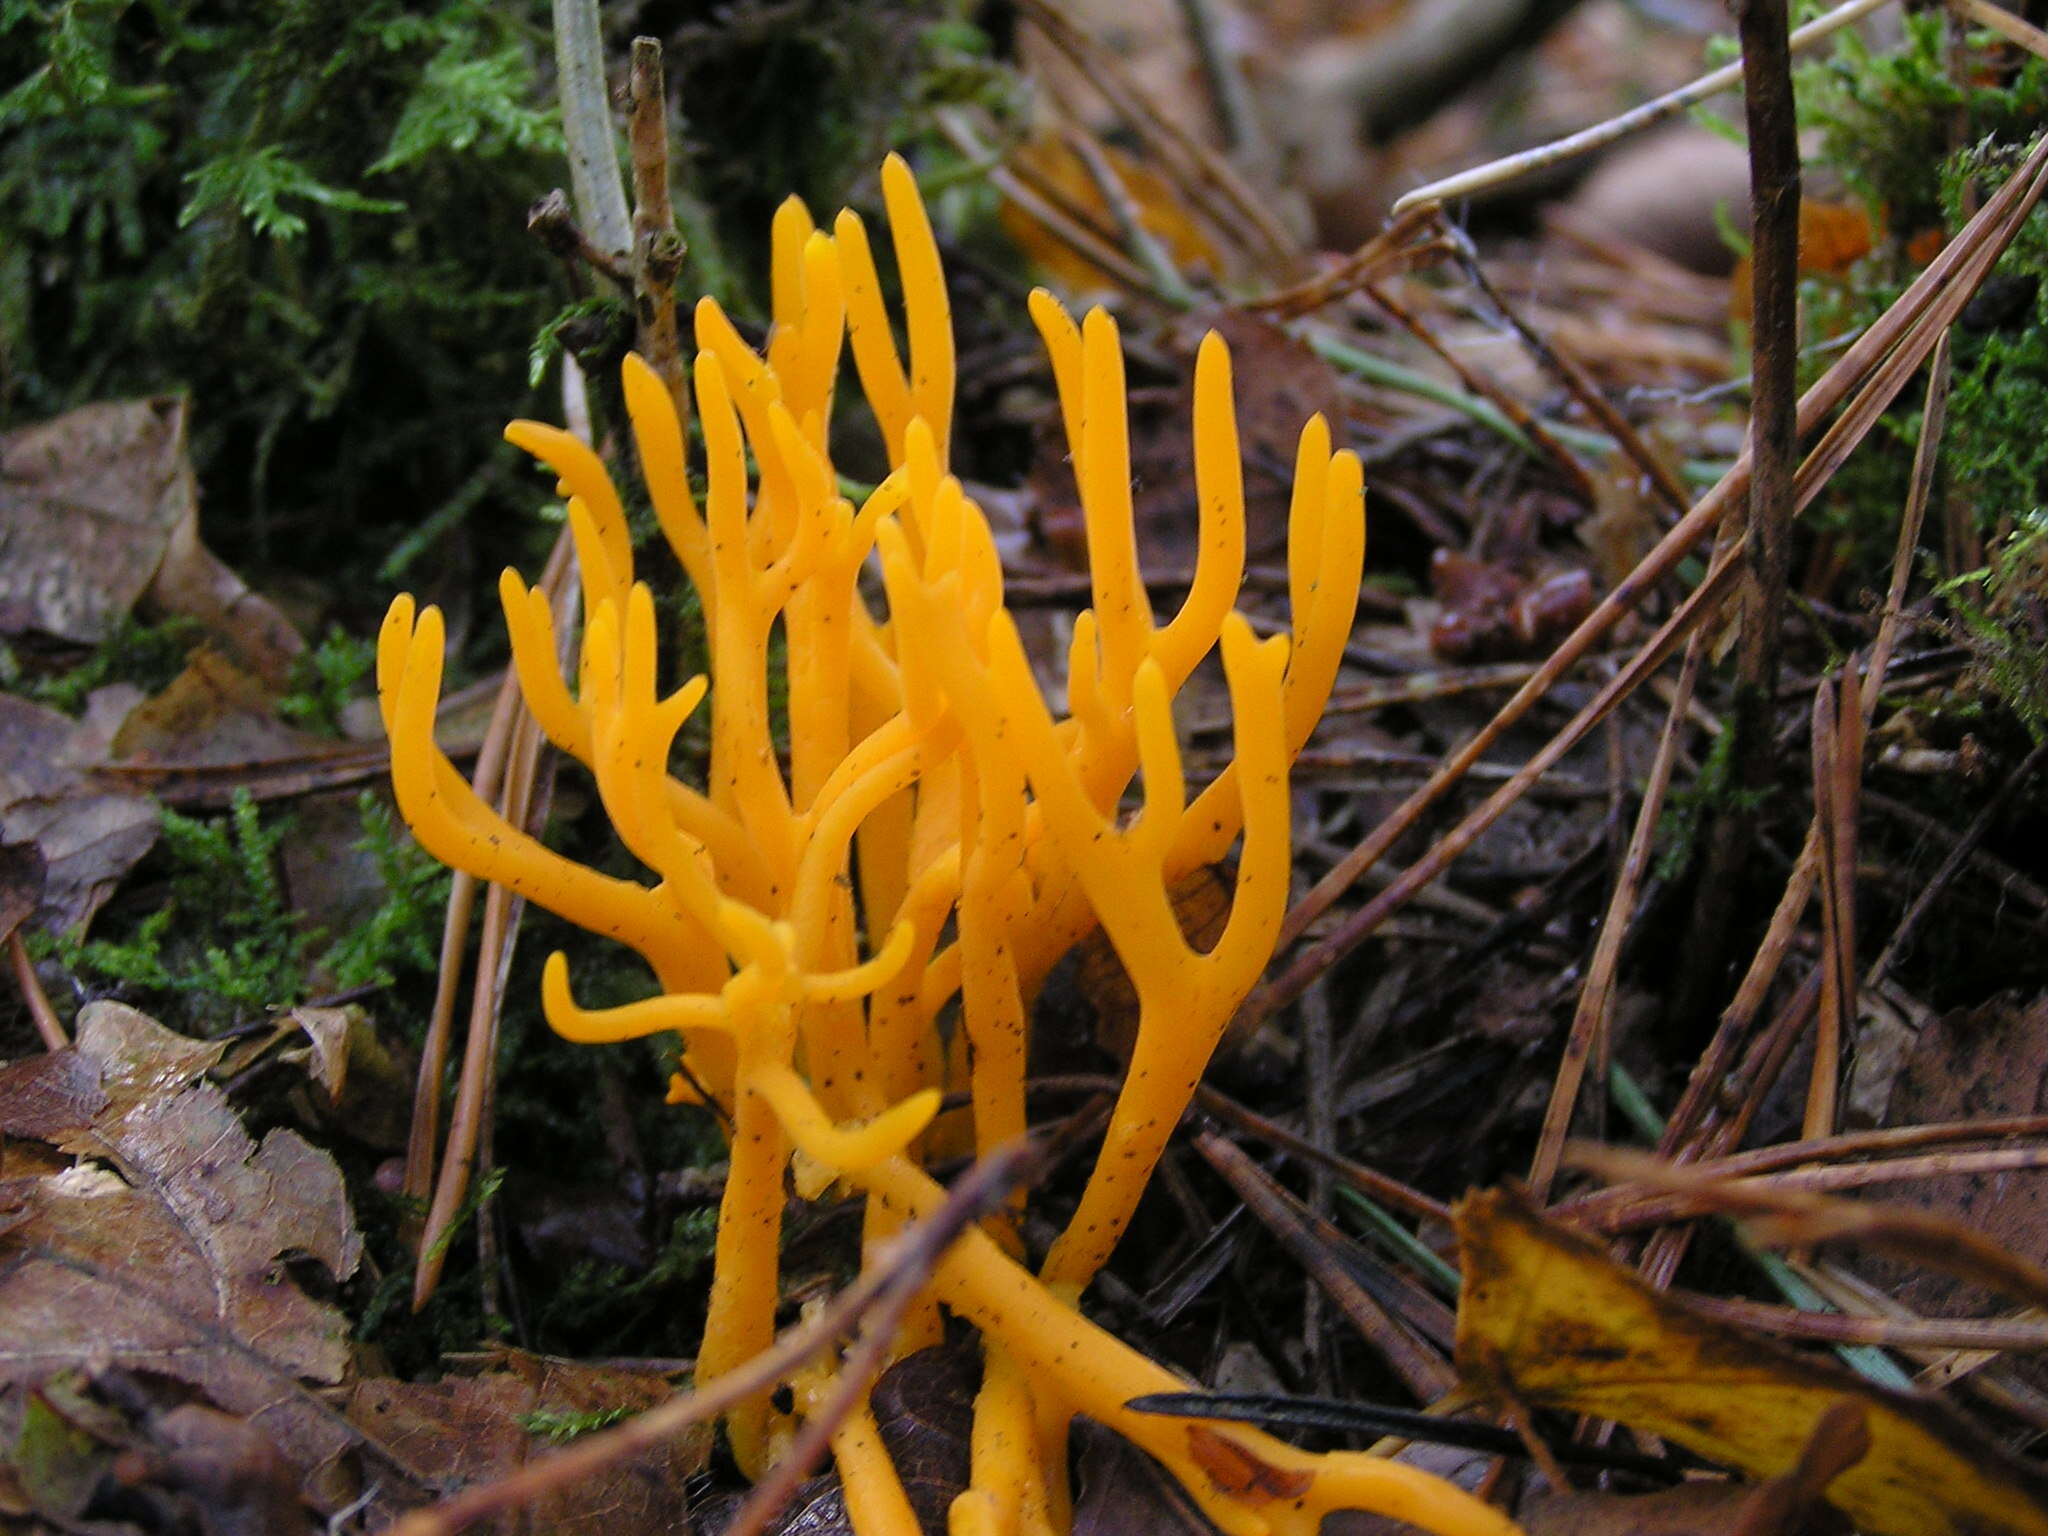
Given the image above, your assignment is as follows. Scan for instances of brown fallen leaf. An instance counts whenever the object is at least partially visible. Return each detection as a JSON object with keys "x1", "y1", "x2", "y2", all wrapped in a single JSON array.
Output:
[
  {"x1": 124, "y1": 1400, "x2": 316, "y2": 1536},
  {"x1": 0, "y1": 1003, "x2": 364, "y2": 1491},
  {"x1": 0, "y1": 694, "x2": 159, "y2": 935},
  {"x1": 0, "y1": 1050, "x2": 105, "y2": 1142},
  {"x1": 110, "y1": 648, "x2": 348, "y2": 771},
  {"x1": 1455, "y1": 1187, "x2": 2048, "y2": 1536},
  {"x1": 0, "y1": 397, "x2": 302, "y2": 684},
  {"x1": 1856, "y1": 993, "x2": 2048, "y2": 1320},
  {"x1": 347, "y1": 1353, "x2": 712, "y2": 1536}
]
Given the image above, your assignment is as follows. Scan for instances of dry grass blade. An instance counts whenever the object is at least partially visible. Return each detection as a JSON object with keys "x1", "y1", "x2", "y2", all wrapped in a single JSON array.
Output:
[
  {"x1": 1528, "y1": 633, "x2": 1706, "y2": 1199},
  {"x1": 1807, "y1": 672, "x2": 1864, "y2": 1140},
  {"x1": 413, "y1": 698, "x2": 561, "y2": 1310},
  {"x1": 1064, "y1": 126, "x2": 1195, "y2": 302},
  {"x1": 402, "y1": 523, "x2": 574, "y2": 1258},
  {"x1": 1579, "y1": 1145, "x2": 2048, "y2": 1231},
  {"x1": 1447, "y1": 228, "x2": 1695, "y2": 517},
  {"x1": 1365, "y1": 275, "x2": 1598, "y2": 501},
  {"x1": 1247, "y1": 203, "x2": 1443, "y2": 318},
  {"x1": 1390, "y1": 0, "x2": 1895, "y2": 213}
]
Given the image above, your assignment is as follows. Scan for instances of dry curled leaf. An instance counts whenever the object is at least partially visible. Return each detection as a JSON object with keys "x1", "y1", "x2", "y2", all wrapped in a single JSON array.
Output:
[
  {"x1": 0, "y1": 694, "x2": 158, "y2": 935},
  {"x1": 0, "y1": 1003, "x2": 363, "y2": 1488},
  {"x1": 1455, "y1": 1187, "x2": 2048, "y2": 1536},
  {"x1": 0, "y1": 398, "x2": 302, "y2": 684}
]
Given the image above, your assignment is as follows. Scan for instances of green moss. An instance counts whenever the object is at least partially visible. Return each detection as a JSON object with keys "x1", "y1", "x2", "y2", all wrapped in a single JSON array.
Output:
[
  {"x1": 1, "y1": 0, "x2": 564, "y2": 584},
  {"x1": 3, "y1": 613, "x2": 205, "y2": 713},
  {"x1": 1796, "y1": 17, "x2": 2048, "y2": 574},
  {"x1": 45, "y1": 787, "x2": 446, "y2": 1028},
  {"x1": 1942, "y1": 511, "x2": 2048, "y2": 743}
]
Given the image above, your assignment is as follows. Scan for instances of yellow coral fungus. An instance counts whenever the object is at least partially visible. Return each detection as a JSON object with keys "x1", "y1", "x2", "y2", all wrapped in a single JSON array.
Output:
[{"x1": 380, "y1": 153, "x2": 1518, "y2": 1536}]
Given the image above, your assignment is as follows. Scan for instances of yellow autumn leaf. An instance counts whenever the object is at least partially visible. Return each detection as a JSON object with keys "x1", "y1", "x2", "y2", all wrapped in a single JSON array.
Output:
[{"x1": 1455, "y1": 1187, "x2": 2048, "y2": 1536}]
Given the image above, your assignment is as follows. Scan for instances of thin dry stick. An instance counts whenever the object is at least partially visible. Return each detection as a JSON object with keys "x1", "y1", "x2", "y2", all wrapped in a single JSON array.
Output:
[
  {"x1": 415, "y1": 698, "x2": 557, "y2": 1309},
  {"x1": 7, "y1": 929, "x2": 65, "y2": 1051},
  {"x1": 627, "y1": 37, "x2": 687, "y2": 414},
  {"x1": 390, "y1": 1139, "x2": 1045, "y2": 1536},
  {"x1": 1194, "y1": 1131, "x2": 1458, "y2": 1404},
  {"x1": 1447, "y1": 229, "x2": 1695, "y2": 519},
  {"x1": 1674, "y1": 0, "x2": 1802, "y2": 1035},
  {"x1": 1390, "y1": 0, "x2": 1895, "y2": 213},
  {"x1": 1863, "y1": 330, "x2": 1953, "y2": 718},
  {"x1": 1561, "y1": 1114, "x2": 2048, "y2": 1218},
  {"x1": 402, "y1": 528, "x2": 573, "y2": 1229},
  {"x1": 1638, "y1": 969, "x2": 1821, "y2": 1290},
  {"x1": 1527, "y1": 634, "x2": 1705, "y2": 1199},
  {"x1": 1246, "y1": 203, "x2": 1444, "y2": 318},
  {"x1": 1365, "y1": 276, "x2": 1598, "y2": 503},
  {"x1": 1577, "y1": 1145, "x2": 2048, "y2": 1311},
  {"x1": 1586, "y1": 1145, "x2": 2048, "y2": 1231},
  {"x1": 1249, "y1": 132, "x2": 2048, "y2": 1030},
  {"x1": 1805, "y1": 673, "x2": 1863, "y2": 1140},
  {"x1": 1654, "y1": 336, "x2": 1954, "y2": 1163},
  {"x1": 414, "y1": 369, "x2": 587, "y2": 1302}
]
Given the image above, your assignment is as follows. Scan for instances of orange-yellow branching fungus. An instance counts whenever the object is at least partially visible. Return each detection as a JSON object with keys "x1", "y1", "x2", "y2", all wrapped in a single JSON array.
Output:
[{"x1": 380, "y1": 153, "x2": 1520, "y2": 1536}]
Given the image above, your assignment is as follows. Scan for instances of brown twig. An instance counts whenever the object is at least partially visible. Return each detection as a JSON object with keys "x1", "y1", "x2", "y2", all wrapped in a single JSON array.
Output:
[
  {"x1": 1673, "y1": 0, "x2": 1802, "y2": 1034},
  {"x1": 932, "y1": 107, "x2": 1169, "y2": 301},
  {"x1": 1582, "y1": 1143, "x2": 2048, "y2": 1230},
  {"x1": 527, "y1": 189, "x2": 635, "y2": 291},
  {"x1": 627, "y1": 37, "x2": 686, "y2": 413},
  {"x1": 1576, "y1": 1145, "x2": 2048, "y2": 1311},
  {"x1": 1365, "y1": 276, "x2": 1598, "y2": 504},
  {"x1": 1447, "y1": 228, "x2": 1695, "y2": 519},
  {"x1": 402, "y1": 527, "x2": 574, "y2": 1250},
  {"x1": 1193, "y1": 1131, "x2": 1457, "y2": 1403},
  {"x1": 1679, "y1": 1293, "x2": 2048, "y2": 1352},
  {"x1": 7, "y1": 929, "x2": 65, "y2": 1051}
]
